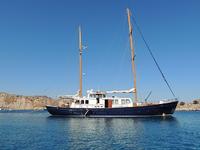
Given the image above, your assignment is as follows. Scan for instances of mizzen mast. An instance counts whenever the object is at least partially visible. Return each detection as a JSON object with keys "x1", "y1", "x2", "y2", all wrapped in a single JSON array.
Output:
[
  {"x1": 127, "y1": 8, "x2": 138, "y2": 104},
  {"x1": 79, "y1": 26, "x2": 83, "y2": 97}
]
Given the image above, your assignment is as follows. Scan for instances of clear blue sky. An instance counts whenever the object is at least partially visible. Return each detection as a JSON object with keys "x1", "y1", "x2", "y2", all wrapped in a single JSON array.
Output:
[{"x1": 0, "y1": 0, "x2": 199, "y2": 101}]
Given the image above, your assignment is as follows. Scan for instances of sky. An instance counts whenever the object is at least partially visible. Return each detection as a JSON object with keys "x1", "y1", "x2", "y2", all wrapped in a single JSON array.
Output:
[{"x1": 0, "y1": 0, "x2": 200, "y2": 101}]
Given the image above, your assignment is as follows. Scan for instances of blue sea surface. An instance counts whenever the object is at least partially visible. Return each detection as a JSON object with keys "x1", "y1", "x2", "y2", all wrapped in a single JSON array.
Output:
[{"x1": 0, "y1": 111, "x2": 200, "y2": 150}]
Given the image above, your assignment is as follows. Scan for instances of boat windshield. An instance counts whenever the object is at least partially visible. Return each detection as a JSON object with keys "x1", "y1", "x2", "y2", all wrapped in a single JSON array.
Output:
[{"x1": 89, "y1": 94, "x2": 106, "y2": 98}]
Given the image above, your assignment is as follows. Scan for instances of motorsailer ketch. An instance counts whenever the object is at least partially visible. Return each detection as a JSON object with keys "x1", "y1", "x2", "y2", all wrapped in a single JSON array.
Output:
[{"x1": 46, "y1": 8, "x2": 178, "y2": 117}]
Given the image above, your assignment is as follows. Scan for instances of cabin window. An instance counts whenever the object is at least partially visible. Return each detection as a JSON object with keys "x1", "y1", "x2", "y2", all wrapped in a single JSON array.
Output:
[
  {"x1": 115, "y1": 99, "x2": 118, "y2": 104},
  {"x1": 90, "y1": 94, "x2": 95, "y2": 98},
  {"x1": 97, "y1": 94, "x2": 105, "y2": 98},
  {"x1": 85, "y1": 100, "x2": 89, "y2": 104},
  {"x1": 81, "y1": 100, "x2": 84, "y2": 104},
  {"x1": 96, "y1": 98, "x2": 100, "y2": 104},
  {"x1": 75, "y1": 100, "x2": 80, "y2": 104},
  {"x1": 126, "y1": 99, "x2": 130, "y2": 104},
  {"x1": 121, "y1": 99, "x2": 125, "y2": 104},
  {"x1": 98, "y1": 94, "x2": 102, "y2": 98}
]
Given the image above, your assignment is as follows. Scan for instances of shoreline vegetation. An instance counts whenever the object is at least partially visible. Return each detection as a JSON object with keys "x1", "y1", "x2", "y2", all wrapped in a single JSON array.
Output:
[{"x1": 0, "y1": 92, "x2": 199, "y2": 111}]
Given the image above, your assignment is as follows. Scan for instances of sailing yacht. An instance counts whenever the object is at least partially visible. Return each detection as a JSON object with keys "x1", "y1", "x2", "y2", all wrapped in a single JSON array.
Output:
[{"x1": 46, "y1": 8, "x2": 178, "y2": 117}]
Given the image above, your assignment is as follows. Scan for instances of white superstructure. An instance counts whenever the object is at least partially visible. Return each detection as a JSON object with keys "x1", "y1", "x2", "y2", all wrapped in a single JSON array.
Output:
[{"x1": 59, "y1": 89, "x2": 134, "y2": 108}]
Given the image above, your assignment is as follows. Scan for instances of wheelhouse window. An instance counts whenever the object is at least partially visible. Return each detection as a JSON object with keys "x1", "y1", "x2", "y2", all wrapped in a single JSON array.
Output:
[
  {"x1": 97, "y1": 94, "x2": 106, "y2": 98},
  {"x1": 90, "y1": 94, "x2": 96, "y2": 98},
  {"x1": 115, "y1": 99, "x2": 118, "y2": 104},
  {"x1": 81, "y1": 100, "x2": 84, "y2": 104},
  {"x1": 85, "y1": 100, "x2": 89, "y2": 104},
  {"x1": 75, "y1": 100, "x2": 80, "y2": 104},
  {"x1": 121, "y1": 99, "x2": 125, "y2": 104},
  {"x1": 126, "y1": 99, "x2": 130, "y2": 104}
]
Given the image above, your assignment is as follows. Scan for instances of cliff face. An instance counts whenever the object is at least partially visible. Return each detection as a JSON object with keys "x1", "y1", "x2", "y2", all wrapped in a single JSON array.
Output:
[{"x1": 0, "y1": 92, "x2": 58, "y2": 110}]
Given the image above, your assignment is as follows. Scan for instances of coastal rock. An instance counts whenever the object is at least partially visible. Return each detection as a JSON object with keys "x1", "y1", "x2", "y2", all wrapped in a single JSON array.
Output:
[
  {"x1": 0, "y1": 92, "x2": 58, "y2": 110},
  {"x1": 176, "y1": 99, "x2": 200, "y2": 111}
]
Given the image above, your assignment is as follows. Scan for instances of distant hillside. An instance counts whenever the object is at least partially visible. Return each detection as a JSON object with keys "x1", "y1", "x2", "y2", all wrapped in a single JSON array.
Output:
[{"x1": 0, "y1": 92, "x2": 59, "y2": 110}]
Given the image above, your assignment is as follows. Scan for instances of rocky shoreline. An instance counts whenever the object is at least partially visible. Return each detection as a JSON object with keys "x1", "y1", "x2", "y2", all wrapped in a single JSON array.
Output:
[
  {"x1": 0, "y1": 92, "x2": 71, "y2": 110},
  {"x1": 0, "y1": 92, "x2": 200, "y2": 111},
  {"x1": 176, "y1": 99, "x2": 200, "y2": 111}
]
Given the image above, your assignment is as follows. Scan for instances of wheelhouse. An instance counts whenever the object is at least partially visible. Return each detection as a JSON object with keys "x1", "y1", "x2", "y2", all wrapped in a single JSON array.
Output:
[{"x1": 69, "y1": 90, "x2": 133, "y2": 108}]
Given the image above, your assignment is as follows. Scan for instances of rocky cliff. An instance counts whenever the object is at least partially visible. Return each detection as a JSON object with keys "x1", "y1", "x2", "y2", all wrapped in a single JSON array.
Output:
[{"x1": 0, "y1": 92, "x2": 58, "y2": 110}]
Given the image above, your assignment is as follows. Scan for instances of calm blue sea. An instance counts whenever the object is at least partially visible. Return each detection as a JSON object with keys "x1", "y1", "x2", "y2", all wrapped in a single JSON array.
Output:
[{"x1": 0, "y1": 111, "x2": 200, "y2": 150}]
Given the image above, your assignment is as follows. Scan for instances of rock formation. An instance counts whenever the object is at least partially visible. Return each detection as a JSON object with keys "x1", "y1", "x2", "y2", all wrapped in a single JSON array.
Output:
[
  {"x1": 176, "y1": 99, "x2": 200, "y2": 111},
  {"x1": 0, "y1": 92, "x2": 58, "y2": 110}
]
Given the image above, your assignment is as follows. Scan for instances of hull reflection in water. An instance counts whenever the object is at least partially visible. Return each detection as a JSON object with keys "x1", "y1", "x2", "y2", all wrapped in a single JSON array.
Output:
[{"x1": 46, "y1": 101, "x2": 178, "y2": 117}]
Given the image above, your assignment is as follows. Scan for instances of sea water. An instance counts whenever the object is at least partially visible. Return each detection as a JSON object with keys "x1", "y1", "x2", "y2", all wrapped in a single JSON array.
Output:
[{"x1": 0, "y1": 111, "x2": 200, "y2": 150}]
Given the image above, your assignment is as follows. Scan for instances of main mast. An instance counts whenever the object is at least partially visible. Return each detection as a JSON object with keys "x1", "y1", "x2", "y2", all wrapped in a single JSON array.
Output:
[
  {"x1": 79, "y1": 26, "x2": 83, "y2": 97},
  {"x1": 127, "y1": 8, "x2": 138, "y2": 104}
]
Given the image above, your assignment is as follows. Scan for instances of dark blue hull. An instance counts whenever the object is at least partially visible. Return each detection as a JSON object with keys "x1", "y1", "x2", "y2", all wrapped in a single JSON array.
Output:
[{"x1": 46, "y1": 101, "x2": 178, "y2": 117}]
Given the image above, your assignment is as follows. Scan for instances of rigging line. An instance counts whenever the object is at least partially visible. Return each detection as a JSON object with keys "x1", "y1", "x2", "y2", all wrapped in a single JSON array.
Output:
[{"x1": 130, "y1": 12, "x2": 176, "y2": 98}]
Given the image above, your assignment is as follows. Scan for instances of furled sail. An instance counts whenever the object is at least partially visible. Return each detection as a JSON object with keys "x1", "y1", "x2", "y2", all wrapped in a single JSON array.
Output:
[{"x1": 106, "y1": 88, "x2": 136, "y2": 94}]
